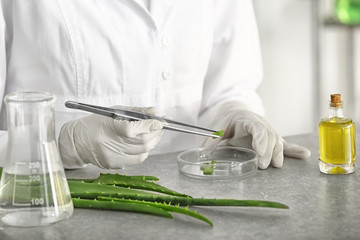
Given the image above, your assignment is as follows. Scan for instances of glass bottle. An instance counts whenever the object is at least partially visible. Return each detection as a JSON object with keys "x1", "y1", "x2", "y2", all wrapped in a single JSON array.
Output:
[
  {"x1": 336, "y1": 0, "x2": 360, "y2": 25},
  {"x1": 318, "y1": 94, "x2": 356, "y2": 174},
  {"x1": 0, "y1": 92, "x2": 73, "y2": 227}
]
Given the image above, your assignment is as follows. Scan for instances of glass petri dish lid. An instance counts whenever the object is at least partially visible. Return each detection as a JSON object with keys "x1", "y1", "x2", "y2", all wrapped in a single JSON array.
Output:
[{"x1": 177, "y1": 146, "x2": 258, "y2": 180}]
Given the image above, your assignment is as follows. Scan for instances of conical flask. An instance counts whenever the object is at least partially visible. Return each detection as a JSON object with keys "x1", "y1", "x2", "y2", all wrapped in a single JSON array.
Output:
[{"x1": 0, "y1": 92, "x2": 73, "y2": 227}]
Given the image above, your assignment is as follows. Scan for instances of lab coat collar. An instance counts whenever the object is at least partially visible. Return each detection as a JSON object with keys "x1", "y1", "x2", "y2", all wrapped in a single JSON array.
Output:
[
  {"x1": 149, "y1": 0, "x2": 176, "y2": 32},
  {"x1": 131, "y1": 0, "x2": 176, "y2": 33}
]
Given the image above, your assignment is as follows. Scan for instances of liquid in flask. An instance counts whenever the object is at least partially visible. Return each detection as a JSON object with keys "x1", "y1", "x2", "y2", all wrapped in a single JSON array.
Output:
[{"x1": 0, "y1": 92, "x2": 73, "y2": 227}]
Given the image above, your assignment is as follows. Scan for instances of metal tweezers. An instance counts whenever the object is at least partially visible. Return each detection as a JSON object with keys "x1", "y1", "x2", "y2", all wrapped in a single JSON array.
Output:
[{"x1": 65, "y1": 101, "x2": 221, "y2": 138}]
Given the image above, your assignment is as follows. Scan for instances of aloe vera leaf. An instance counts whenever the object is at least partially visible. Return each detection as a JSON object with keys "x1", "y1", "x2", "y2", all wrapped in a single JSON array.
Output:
[
  {"x1": 68, "y1": 180, "x2": 163, "y2": 199},
  {"x1": 92, "y1": 173, "x2": 190, "y2": 197},
  {"x1": 126, "y1": 175, "x2": 160, "y2": 181},
  {"x1": 72, "y1": 198, "x2": 172, "y2": 218},
  {"x1": 67, "y1": 175, "x2": 159, "y2": 183},
  {"x1": 66, "y1": 178, "x2": 95, "y2": 183},
  {"x1": 98, "y1": 197, "x2": 213, "y2": 227},
  {"x1": 189, "y1": 198, "x2": 289, "y2": 209},
  {"x1": 68, "y1": 181, "x2": 288, "y2": 209}
]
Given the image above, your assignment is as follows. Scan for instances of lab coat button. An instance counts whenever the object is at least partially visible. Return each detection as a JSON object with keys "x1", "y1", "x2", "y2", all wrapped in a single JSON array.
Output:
[
  {"x1": 162, "y1": 69, "x2": 172, "y2": 80},
  {"x1": 161, "y1": 36, "x2": 170, "y2": 47}
]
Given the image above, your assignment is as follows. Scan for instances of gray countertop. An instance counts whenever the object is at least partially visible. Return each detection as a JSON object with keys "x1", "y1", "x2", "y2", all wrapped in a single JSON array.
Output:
[{"x1": 0, "y1": 133, "x2": 359, "y2": 240}]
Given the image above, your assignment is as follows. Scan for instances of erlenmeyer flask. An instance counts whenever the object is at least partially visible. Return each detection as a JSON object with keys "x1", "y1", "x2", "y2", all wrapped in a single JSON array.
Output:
[{"x1": 0, "y1": 92, "x2": 73, "y2": 227}]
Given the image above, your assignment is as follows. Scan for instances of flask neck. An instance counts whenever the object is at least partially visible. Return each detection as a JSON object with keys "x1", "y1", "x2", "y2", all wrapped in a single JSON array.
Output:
[
  {"x1": 5, "y1": 92, "x2": 56, "y2": 142},
  {"x1": 329, "y1": 107, "x2": 344, "y2": 118}
]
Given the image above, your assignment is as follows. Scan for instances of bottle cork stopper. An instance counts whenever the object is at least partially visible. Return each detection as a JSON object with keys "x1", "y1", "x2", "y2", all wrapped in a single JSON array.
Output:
[{"x1": 330, "y1": 94, "x2": 342, "y2": 107}]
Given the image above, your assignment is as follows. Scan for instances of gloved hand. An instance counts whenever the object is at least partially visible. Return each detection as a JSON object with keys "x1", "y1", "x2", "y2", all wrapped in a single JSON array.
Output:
[
  {"x1": 59, "y1": 106, "x2": 164, "y2": 169},
  {"x1": 203, "y1": 102, "x2": 311, "y2": 169}
]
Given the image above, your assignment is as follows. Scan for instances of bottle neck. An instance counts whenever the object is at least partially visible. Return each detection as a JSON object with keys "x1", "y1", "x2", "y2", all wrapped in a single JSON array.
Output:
[{"x1": 329, "y1": 107, "x2": 343, "y2": 118}]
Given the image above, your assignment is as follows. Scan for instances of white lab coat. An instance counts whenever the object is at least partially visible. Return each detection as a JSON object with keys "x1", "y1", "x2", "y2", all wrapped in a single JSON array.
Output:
[{"x1": 0, "y1": 0, "x2": 264, "y2": 165}]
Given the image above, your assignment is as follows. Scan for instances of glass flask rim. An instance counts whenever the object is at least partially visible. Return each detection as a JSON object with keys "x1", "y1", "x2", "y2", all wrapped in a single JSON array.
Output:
[{"x1": 4, "y1": 91, "x2": 55, "y2": 104}]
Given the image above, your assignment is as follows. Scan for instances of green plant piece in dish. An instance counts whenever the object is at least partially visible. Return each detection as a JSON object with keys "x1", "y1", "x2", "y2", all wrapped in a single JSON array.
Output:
[
  {"x1": 213, "y1": 130, "x2": 224, "y2": 139},
  {"x1": 200, "y1": 160, "x2": 216, "y2": 175}
]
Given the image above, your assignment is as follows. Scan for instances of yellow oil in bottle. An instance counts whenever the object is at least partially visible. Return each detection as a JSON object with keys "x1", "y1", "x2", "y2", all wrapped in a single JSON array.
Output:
[
  {"x1": 318, "y1": 94, "x2": 356, "y2": 174},
  {"x1": 318, "y1": 118, "x2": 355, "y2": 164}
]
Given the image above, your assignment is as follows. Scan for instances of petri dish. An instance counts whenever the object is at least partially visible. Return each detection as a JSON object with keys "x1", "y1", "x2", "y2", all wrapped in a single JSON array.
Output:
[{"x1": 177, "y1": 146, "x2": 258, "y2": 180}]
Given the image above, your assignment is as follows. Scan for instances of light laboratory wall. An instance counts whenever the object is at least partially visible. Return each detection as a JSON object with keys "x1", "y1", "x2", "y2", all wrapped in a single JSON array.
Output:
[
  {"x1": 254, "y1": 0, "x2": 360, "y2": 137},
  {"x1": 253, "y1": 0, "x2": 315, "y2": 137},
  {"x1": 317, "y1": 1, "x2": 360, "y2": 124}
]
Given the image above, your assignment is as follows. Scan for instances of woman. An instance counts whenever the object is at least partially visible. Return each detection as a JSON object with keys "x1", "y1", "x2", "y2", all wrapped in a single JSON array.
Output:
[{"x1": 0, "y1": 0, "x2": 310, "y2": 169}]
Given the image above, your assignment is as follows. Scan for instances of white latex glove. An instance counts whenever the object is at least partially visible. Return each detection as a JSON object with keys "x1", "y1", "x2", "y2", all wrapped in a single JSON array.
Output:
[
  {"x1": 203, "y1": 102, "x2": 311, "y2": 169},
  {"x1": 59, "y1": 106, "x2": 164, "y2": 169}
]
